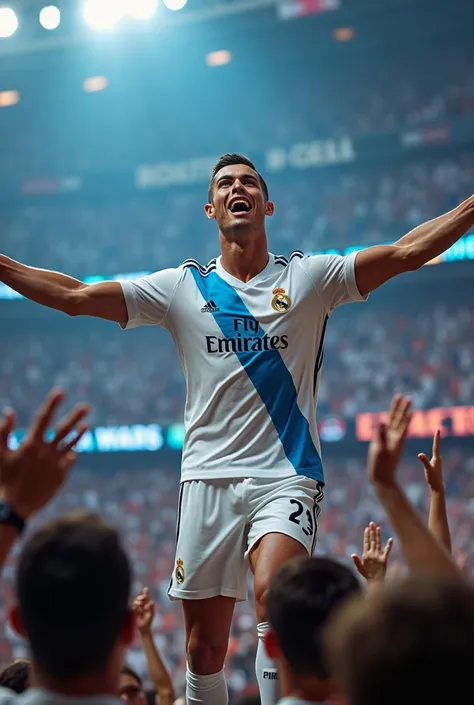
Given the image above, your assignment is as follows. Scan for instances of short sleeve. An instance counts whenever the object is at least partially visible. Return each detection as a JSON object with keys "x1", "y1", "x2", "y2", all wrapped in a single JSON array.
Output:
[
  {"x1": 300, "y1": 251, "x2": 368, "y2": 313},
  {"x1": 119, "y1": 268, "x2": 182, "y2": 329}
]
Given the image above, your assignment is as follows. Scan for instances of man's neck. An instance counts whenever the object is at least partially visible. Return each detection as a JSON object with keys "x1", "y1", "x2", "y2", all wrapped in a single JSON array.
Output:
[{"x1": 219, "y1": 231, "x2": 269, "y2": 283}]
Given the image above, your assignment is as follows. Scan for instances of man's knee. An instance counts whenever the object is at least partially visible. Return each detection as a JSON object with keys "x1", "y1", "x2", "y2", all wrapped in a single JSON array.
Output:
[
  {"x1": 254, "y1": 578, "x2": 270, "y2": 624},
  {"x1": 252, "y1": 534, "x2": 309, "y2": 624},
  {"x1": 187, "y1": 636, "x2": 227, "y2": 675},
  {"x1": 183, "y1": 595, "x2": 235, "y2": 675}
]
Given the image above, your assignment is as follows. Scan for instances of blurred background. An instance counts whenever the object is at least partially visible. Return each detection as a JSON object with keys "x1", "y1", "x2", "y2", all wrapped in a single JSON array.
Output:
[{"x1": 0, "y1": 0, "x2": 474, "y2": 699}]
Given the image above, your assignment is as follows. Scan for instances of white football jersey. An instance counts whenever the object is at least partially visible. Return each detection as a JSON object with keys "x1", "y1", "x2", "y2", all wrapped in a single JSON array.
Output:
[{"x1": 120, "y1": 251, "x2": 366, "y2": 484}]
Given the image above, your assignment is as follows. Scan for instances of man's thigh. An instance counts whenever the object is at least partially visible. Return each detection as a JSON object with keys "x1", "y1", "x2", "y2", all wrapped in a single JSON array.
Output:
[
  {"x1": 182, "y1": 594, "x2": 236, "y2": 674},
  {"x1": 168, "y1": 479, "x2": 249, "y2": 602},
  {"x1": 247, "y1": 475, "x2": 324, "y2": 623},
  {"x1": 247, "y1": 475, "x2": 324, "y2": 559}
]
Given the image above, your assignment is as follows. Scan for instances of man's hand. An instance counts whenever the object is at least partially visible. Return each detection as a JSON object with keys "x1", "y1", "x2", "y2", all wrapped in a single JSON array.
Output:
[
  {"x1": 419, "y1": 429, "x2": 451, "y2": 553},
  {"x1": 0, "y1": 388, "x2": 90, "y2": 519},
  {"x1": 133, "y1": 587, "x2": 174, "y2": 705},
  {"x1": 418, "y1": 429, "x2": 444, "y2": 493},
  {"x1": 352, "y1": 522, "x2": 393, "y2": 584},
  {"x1": 368, "y1": 394, "x2": 412, "y2": 487},
  {"x1": 132, "y1": 587, "x2": 155, "y2": 634}
]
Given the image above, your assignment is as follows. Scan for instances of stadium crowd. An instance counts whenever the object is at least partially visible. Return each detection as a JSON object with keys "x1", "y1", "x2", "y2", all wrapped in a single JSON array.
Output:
[
  {"x1": 0, "y1": 47, "x2": 473, "y2": 177},
  {"x1": 1, "y1": 154, "x2": 473, "y2": 278},
  {"x1": 2, "y1": 302, "x2": 473, "y2": 427},
  {"x1": 0, "y1": 407, "x2": 472, "y2": 703},
  {"x1": 0, "y1": 18, "x2": 473, "y2": 705}
]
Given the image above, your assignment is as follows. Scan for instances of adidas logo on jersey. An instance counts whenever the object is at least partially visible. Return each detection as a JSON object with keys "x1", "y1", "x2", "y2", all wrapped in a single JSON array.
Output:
[{"x1": 201, "y1": 300, "x2": 219, "y2": 313}]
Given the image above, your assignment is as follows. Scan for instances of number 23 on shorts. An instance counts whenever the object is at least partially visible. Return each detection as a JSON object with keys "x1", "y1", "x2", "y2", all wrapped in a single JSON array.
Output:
[{"x1": 288, "y1": 498, "x2": 315, "y2": 537}]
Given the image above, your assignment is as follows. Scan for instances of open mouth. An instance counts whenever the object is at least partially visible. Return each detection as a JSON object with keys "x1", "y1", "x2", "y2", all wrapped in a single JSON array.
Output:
[{"x1": 228, "y1": 199, "x2": 252, "y2": 214}]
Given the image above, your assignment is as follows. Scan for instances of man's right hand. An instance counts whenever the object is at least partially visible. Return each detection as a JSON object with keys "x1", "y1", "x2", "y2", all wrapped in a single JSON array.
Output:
[
  {"x1": 0, "y1": 388, "x2": 90, "y2": 519},
  {"x1": 368, "y1": 394, "x2": 412, "y2": 487},
  {"x1": 418, "y1": 429, "x2": 444, "y2": 493},
  {"x1": 132, "y1": 587, "x2": 155, "y2": 634}
]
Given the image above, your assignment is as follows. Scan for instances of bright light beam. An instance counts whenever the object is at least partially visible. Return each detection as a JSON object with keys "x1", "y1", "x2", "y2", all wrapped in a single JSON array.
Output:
[
  {"x1": 162, "y1": 0, "x2": 187, "y2": 11},
  {"x1": 0, "y1": 8, "x2": 18, "y2": 38},
  {"x1": 83, "y1": 0, "x2": 126, "y2": 30},
  {"x1": 39, "y1": 5, "x2": 61, "y2": 30},
  {"x1": 126, "y1": 0, "x2": 158, "y2": 19}
]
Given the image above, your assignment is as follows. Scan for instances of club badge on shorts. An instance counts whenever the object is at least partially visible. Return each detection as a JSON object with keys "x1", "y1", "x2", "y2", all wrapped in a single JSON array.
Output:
[
  {"x1": 175, "y1": 558, "x2": 185, "y2": 585},
  {"x1": 271, "y1": 287, "x2": 291, "y2": 313}
]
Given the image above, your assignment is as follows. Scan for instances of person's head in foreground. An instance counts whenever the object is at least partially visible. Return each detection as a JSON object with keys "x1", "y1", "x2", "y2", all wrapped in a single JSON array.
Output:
[
  {"x1": 206, "y1": 153, "x2": 274, "y2": 242},
  {"x1": 0, "y1": 660, "x2": 31, "y2": 694},
  {"x1": 119, "y1": 666, "x2": 146, "y2": 705},
  {"x1": 326, "y1": 576, "x2": 474, "y2": 705},
  {"x1": 265, "y1": 556, "x2": 361, "y2": 703},
  {"x1": 9, "y1": 511, "x2": 133, "y2": 696}
]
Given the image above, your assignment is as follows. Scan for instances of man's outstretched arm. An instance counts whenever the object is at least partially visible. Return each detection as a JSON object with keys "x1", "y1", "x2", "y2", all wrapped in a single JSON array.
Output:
[
  {"x1": 0, "y1": 254, "x2": 127, "y2": 323},
  {"x1": 354, "y1": 194, "x2": 474, "y2": 296}
]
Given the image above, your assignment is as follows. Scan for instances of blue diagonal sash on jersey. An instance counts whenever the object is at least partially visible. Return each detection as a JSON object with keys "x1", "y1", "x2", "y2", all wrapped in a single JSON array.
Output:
[{"x1": 191, "y1": 268, "x2": 323, "y2": 483}]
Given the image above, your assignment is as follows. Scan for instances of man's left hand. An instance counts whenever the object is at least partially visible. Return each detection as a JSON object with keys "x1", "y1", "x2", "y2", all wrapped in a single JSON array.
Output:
[{"x1": 0, "y1": 388, "x2": 90, "y2": 519}]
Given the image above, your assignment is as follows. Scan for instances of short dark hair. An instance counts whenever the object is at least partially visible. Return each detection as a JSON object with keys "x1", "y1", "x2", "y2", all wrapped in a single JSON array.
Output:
[
  {"x1": 326, "y1": 576, "x2": 474, "y2": 705},
  {"x1": 266, "y1": 556, "x2": 361, "y2": 679},
  {"x1": 208, "y1": 153, "x2": 269, "y2": 202},
  {"x1": 121, "y1": 665, "x2": 143, "y2": 687},
  {"x1": 16, "y1": 511, "x2": 131, "y2": 679},
  {"x1": 0, "y1": 660, "x2": 30, "y2": 693}
]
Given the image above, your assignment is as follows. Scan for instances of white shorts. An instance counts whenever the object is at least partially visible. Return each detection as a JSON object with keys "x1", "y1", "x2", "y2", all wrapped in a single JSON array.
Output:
[{"x1": 168, "y1": 475, "x2": 324, "y2": 602}]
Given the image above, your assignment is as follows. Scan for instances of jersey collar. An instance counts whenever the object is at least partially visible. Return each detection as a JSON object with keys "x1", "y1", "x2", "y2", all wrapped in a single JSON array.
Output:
[{"x1": 216, "y1": 253, "x2": 276, "y2": 289}]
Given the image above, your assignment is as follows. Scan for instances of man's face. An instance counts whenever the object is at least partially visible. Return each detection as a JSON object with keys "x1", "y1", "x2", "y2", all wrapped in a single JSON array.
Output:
[
  {"x1": 205, "y1": 163, "x2": 274, "y2": 236},
  {"x1": 119, "y1": 673, "x2": 146, "y2": 705}
]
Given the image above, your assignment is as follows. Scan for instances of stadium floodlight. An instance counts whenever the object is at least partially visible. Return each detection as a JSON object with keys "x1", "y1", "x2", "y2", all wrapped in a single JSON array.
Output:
[
  {"x1": 84, "y1": 76, "x2": 109, "y2": 92},
  {"x1": 206, "y1": 50, "x2": 232, "y2": 67},
  {"x1": 0, "y1": 89, "x2": 19, "y2": 107},
  {"x1": 83, "y1": 0, "x2": 126, "y2": 30},
  {"x1": 162, "y1": 0, "x2": 187, "y2": 10},
  {"x1": 39, "y1": 5, "x2": 61, "y2": 30},
  {"x1": 0, "y1": 7, "x2": 18, "y2": 38},
  {"x1": 126, "y1": 0, "x2": 158, "y2": 20}
]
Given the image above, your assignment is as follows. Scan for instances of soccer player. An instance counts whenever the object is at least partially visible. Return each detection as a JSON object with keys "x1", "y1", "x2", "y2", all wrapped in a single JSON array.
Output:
[{"x1": 0, "y1": 155, "x2": 473, "y2": 705}]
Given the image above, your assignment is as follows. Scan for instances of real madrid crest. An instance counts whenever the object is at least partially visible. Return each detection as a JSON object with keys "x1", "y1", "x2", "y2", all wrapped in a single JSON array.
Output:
[
  {"x1": 271, "y1": 287, "x2": 291, "y2": 313},
  {"x1": 175, "y1": 558, "x2": 185, "y2": 585}
]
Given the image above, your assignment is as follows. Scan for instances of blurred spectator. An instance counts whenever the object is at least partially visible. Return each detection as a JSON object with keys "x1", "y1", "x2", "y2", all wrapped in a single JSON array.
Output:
[
  {"x1": 326, "y1": 577, "x2": 474, "y2": 705},
  {"x1": 1, "y1": 448, "x2": 473, "y2": 700},
  {"x1": 0, "y1": 660, "x2": 30, "y2": 694},
  {"x1": 265, "y1": 557, "x2": 361, "y2": 703},
  {"x1": 120, "y1": 666, "x2": 147, "y2": 705}
]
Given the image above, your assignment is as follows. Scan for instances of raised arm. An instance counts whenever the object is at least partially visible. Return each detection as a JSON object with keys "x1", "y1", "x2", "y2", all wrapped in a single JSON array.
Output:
[
  {"x1": 0, "y1": 388, "x2": 90, "y2": 571},
  {"x1": 0, "y1": 254, "x2": 127, "y2": 323},
  {"x1": 354, "y1": 194, "x2": 474, "y2": 296},
  {"x1": 418, "y1": 430, "x2": 452, "y2": 553},
  {"x1": 368, "y1": 395, "x2": 460, "y2": 578},
  {"x1": 132, "y1": 588, "x2": 175, "y2": 705}
]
